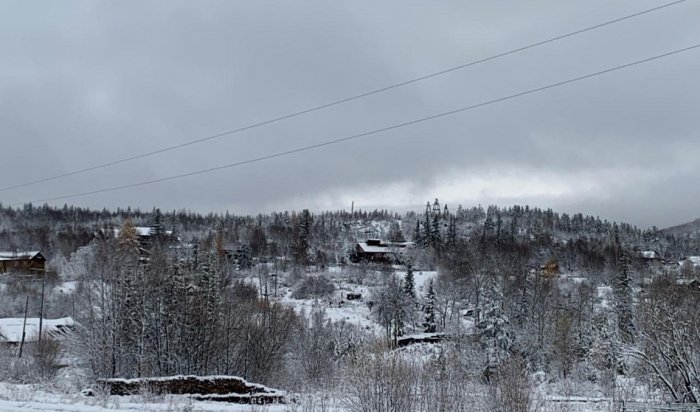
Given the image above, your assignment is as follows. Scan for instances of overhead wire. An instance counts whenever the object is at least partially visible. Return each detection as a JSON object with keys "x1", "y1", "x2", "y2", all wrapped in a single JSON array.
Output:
[
  {"x1": 12, "y1": 42, "x2": 700, "y2": 206},
  {"x1": 0, "y1": 0, "x2": 690, "y2": 193}
]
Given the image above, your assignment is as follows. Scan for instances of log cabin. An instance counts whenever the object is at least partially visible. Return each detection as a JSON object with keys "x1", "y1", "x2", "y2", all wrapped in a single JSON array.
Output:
[{"x1": 0, "y1": 251, "x2": 46, "y2": 274}]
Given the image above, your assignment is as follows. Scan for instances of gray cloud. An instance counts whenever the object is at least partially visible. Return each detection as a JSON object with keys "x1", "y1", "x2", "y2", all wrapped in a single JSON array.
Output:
[{"x1": 1, "y1": 0, "x2": 699, "y2": 227}]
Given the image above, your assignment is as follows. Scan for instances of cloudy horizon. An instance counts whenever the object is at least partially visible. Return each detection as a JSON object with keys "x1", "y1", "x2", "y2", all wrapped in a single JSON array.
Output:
[{"x1": 2, "y1": 0, "x2": 699, "y2": 228}]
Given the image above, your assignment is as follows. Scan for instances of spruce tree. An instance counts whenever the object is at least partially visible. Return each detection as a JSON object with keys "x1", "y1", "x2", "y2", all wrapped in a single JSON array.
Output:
[
  {"x1": 615, "y1": 250, "x2": 635, "y2": 343},
  {"x1": 413, "y1": 220, "x2": 423, "y2": 246},
  {"x1": 430, "y1": 214, "x2": 442, "y2": 247},
  {"x1": 423, "y1": 279, "x2": 437, "y2": 333},
  {"x1": 424, "y1": 212, "x2": 432, "y2": 248},
  {"x1": 149, "y1": 208, "x2": 166, "y2": 246},
  {"x1": 483, "y1": 212, "x2": 495, "y2": 236},
  {"x1": 402, "y1": 263, "x2": 416, "y2": 300},
  {"x1": 446, "y1": 216, "x2": 457, "y2": 247}
]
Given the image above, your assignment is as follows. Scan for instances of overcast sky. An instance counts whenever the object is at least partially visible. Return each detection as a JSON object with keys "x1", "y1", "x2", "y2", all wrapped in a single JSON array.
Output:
[{"x1": 1, "y1": 0, "x2": 699, "y2": 227}]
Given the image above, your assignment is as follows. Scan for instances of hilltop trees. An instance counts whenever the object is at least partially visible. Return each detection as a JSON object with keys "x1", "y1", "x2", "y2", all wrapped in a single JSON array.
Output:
[{"x1": 5, "y1": 199, "x2": 700, "y2": 404}]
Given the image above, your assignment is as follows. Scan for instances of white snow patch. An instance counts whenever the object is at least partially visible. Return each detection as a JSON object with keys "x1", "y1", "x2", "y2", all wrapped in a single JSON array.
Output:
[
  {"x1": 0, "y1": 317, "x2": 74, "y2": 343},
  {"x1": 54, "y1": 281, "x2": 78, "y2": 294}
]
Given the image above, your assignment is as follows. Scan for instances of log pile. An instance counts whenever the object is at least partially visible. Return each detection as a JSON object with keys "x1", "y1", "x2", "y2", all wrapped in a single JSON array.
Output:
[{"x1": 95, "y1": 375, "x2": 285, "y2": 404}]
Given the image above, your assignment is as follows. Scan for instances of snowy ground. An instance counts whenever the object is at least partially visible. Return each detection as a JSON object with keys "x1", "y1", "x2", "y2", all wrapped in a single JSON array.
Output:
[
  {"x1": 278, "y1": 267, "x2": 439, "y2": 334},
  {"x1": 0, "y1": 383, "x2": 350, "y2": 412},
  {"x1": 0, "y1": 382, "x2": 622, "y2": 412}
]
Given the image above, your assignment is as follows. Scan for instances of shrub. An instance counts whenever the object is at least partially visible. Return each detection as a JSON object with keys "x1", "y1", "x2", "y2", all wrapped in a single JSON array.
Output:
[{"x1": 292, "y1": 275, "x2": 335, "y2": 299}]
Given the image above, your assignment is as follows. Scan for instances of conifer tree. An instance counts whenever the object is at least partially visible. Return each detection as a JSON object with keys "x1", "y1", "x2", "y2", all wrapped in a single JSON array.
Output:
[
  {"x1": 149, "y1": 208, "x2": 166, "y2": 246},
  {"x1": 446, "y1": 216, "x2": 457, "y2": 247},
  {"x1": 483, "y1": 212, "x2": 495, "y2": 236},
  {"x1": 423, "y1": 279, "x2": 437, "y2": 333},
  {"x1": 424, "y1": 212, "x2": 432, "y2": 248},
  {"x1": 402, "y1": 263, "x2": 416, "y2": 300},
  {"x1": 615, "y1": 249, "x2": 635, "y2": 343},
  {"x1": 430, "y1": 214, "x2": 442, "y2": 247},
  {"x1": 413, "y1": 220, "x2": 423, "y2": 246}
]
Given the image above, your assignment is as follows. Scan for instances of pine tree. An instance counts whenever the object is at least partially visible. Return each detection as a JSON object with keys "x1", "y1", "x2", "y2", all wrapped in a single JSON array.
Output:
[
  {"x1": 413, "y1": 220, "x2": 423, "y2": 246},
  {"x1": 495, "y1": 212, "x2": 503, "y2": 241},
  {"x1": 149, "y1": 208, "x2": 166, "y2": 246},
  {"x1": 423, "y1": 279, "x2": 437, "y2": 333},
  {"x1": 446, "y1": 216, "x2": 457, "y2": 247},
  {"x1": 424, "y1": 212, "x2": 432, "y2": 248},
  {"x1": 509, "y1": 215, "x2": 519, "y2": 240},
  {"x1": 430, "y1": 214, "x2": 442, "y2": 247},
  {"x1": 615, "y1": 249, "x2": 635, "y2": 343},
  {"x1": 483, "y1": 212, "x2": 495, "y2": 236},
  {"x1": 293, "y1": 209, "x2": 313, "y2": 266},
  {"x1": 402, "y1": 263, "x2": 416, "y2": 300}
]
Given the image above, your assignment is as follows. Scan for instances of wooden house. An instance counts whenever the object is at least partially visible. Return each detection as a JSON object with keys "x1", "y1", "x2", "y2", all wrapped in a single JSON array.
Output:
[
  {"x1": 354, "y1": 239, "x2": 395, "y2": 263},
  {"x1": 0, "y1": 251, "x2": 46, "y2": 274},
  {"x1": 541, "y1": 259, "x2": 560, "y2": 277}
]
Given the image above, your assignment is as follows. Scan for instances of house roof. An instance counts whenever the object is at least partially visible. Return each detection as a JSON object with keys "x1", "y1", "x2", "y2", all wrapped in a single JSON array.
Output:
[
  {"x1": 681, "y1": 256, "x2": 700, "y2": 266},
  {"x1": 0, "y1": 251, "x2": 43, "y2": 261},
  {"x1": 357, "y1": 242, "x2": 390, "y2": 253},
  {"x1": 112, "y1": 227, "x2": 173, "y2": 237},
  {"x1": 0, "y1": 317, "x2": 74, "y2": 343},
  {"x1": 639, "y1": 251, "x2": 660, "y2": 259}
]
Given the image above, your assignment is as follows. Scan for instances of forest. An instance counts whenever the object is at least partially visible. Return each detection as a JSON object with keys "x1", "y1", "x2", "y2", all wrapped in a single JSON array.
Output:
[{"x1": 0, "y1": 200, "x2": 699, "y2": 411}]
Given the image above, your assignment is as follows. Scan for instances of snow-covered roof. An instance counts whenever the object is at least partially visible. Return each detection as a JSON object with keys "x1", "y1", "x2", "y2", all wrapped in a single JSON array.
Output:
[
  {"x1": 0, "y1": 317, "x2": 74, "y2": 343},
  {"x1": 680, "y1": 256, "x2": 700, "y2": 266},
  {"x1": 357, "y1": 242, "x2": 390, "y2": 253},
  {"x1": 112, "y1": 227, "x2": 173, "y2": 237},
  {"x1": 638, "y1": 251, "x2": 660, "y2": 259},
  {"x1": 0, "y1": 251, "x2": 42, "y2": 261}
]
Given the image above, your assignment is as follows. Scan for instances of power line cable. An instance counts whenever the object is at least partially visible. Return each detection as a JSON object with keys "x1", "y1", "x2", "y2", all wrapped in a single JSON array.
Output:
[
  {"x1": 0, "y1": 0, "x2": 690, "y2": 193},
  {"x1": 12, "y1": 42, "x2": 700, "y2": 206}
]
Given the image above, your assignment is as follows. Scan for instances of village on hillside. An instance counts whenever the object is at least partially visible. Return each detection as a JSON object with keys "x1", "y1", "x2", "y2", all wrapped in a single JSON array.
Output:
[{"x1": 0, "y1": 201, "x2": 699, "y2": 410}]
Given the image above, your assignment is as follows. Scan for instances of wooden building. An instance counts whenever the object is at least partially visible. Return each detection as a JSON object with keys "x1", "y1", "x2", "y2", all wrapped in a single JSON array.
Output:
[
  {"x1": 0, "y1": 251, "x2": 46, "y2": 274},
  {"x1": 355, "y1": 239, "x2": 393, "y2": 263}
]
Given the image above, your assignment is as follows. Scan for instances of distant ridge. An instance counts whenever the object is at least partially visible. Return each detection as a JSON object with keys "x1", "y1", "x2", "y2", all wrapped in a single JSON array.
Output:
[{"x1": 662, "y1": 218, "x2": 700, "y2": 238}]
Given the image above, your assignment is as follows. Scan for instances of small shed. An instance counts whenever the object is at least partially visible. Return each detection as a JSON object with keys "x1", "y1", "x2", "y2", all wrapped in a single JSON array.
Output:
[{"x1": 0, "y1": 251, "x2": 46, "y2": 274}]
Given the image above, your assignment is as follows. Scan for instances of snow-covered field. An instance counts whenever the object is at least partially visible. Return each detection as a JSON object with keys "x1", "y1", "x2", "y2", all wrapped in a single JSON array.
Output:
[
  {"x1": 0, "y1": 391, "x2": 286, "y2": 411},
  {"x1": 0, "y1": 383, "x2": 350, "y2": 412},
  {"x1": 0, "y1": 382, "x2": 622, "y2": 411}
]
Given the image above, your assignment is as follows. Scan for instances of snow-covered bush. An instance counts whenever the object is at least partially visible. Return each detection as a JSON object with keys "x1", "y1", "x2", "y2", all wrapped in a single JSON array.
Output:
[
  {"x1": 0, "y1": 335, "x2": 63, "y2": 383},
  {"x1": 292, "y1": 275, "x2": 336, "y2": 299}
]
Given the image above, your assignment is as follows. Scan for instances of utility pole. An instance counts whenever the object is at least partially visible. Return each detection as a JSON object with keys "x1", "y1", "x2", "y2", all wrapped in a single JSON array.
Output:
[
  {"x1": 38, "y1": 279, "x2": 45, "y2": 344},
  {"x1": 271, "y1": 259, "x2": 278, "y2": 298},
  {"x1": 19, "y1": 296, "x2": 29, "y2": 358}
]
